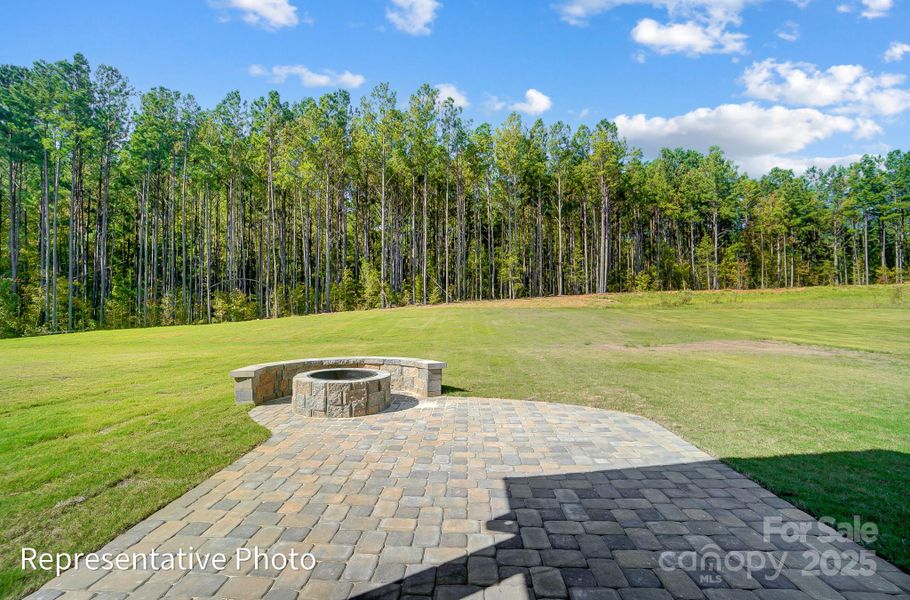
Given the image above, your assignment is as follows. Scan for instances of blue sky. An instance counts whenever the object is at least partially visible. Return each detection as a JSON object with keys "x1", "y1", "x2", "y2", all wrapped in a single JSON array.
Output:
[{"x1": 2, "y1": 0, "x2": 909, "y2": 174}]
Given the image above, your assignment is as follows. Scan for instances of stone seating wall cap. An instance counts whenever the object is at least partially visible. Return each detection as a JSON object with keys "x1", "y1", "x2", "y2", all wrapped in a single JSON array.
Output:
[{"x1": 230, "y1": 356, "x2": 446, "y2": 379}]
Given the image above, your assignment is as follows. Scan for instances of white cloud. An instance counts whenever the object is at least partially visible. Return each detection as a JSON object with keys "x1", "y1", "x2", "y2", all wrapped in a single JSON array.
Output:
[
  {"x1": 578, "y1": 108, "x2": 591, "y2": 119},
  {"x1": 482, "y1": 95, "x2": 507, "y2": 113},
  {"x1": 248, "y1": 64, "x2": 268, "y2": 77},
  {"x1": 837, "y1": 0, "x2": 893, "y2": 16},
  {"x1": 555, "y1": 0, "x2": 751, "y2": 55},
  {"x1": 884, "y1": 41, "x2": 910, "y2": 63},
  {"x1": 248, "y1": 64, "x2": 366, "y2": 88},
  {"x1": 742, "y1": 59, "x2": 910, "y2": 117},
  {"x1": 854, "y1": 118, "x2": 883, "y2": 138},
  {"x1": 614, "y1": 102, "x2": 875, "y2": 175},
  {"x1": 509, "y1": 89, "x2": 553, "y2": 115},
  {"x1": 555, "y1": 0, "x2": 751, "y2": 27},
  {"x1": 740, "y1": 153, "x2": 863, "y2": 175},
  {"x1": 776, "y1": 21, "x2": 799, "y2": 42},
  {"x1": 386, "y1": 0, "x2": 441, "y2": 35},
  {"x1": 216, "y1": 0, "x2": 299, "y2": 29},
  {"x1": 861, "y1": 0, "x2": 892, "y2": 18},
  {"x1": 631, "y1": 18, "x2": 745, "y2": 55},
  {"x1": 435, "y1": 83, "x2": 469, "y2": 108}
]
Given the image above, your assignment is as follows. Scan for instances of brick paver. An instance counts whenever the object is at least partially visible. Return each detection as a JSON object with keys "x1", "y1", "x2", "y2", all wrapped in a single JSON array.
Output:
[{"x1": 29, "y1": 396, "x2": 909, "y2": 599}]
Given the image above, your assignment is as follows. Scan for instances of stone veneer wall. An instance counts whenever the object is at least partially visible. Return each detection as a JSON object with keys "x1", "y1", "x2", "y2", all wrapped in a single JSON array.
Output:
[
  {"x1": 292, "y1": 370, "x2": 391, "y2": 417},
  {"x1": 230, "y1": 357, "x2": 445, "y2": 405}
]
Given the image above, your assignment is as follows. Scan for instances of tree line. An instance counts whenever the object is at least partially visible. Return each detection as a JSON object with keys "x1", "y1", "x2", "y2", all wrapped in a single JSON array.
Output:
[{"x1": 1, "y1": 54, "x2": 908, "y2": 337}]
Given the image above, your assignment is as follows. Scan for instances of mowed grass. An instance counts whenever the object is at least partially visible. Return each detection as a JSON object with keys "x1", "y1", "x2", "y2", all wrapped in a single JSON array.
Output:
[{"x1": 1, "y1": 285, "x2": 909, "y2": 597}]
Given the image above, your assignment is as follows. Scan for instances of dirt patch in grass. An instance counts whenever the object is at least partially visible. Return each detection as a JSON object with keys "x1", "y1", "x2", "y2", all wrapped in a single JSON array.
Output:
[
  {"x1": 599, "y1": 340, "x2": 858, "y2": 357},
  {"x1": 52, "y1": 496, "x2": 86, "y2": 510},
  {"x1": 454, "y1": 294, "x2": 613, "y2": 309}
]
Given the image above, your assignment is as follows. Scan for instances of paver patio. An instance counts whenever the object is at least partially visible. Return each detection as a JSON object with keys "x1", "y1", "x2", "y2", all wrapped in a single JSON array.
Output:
[{"x1": 30, "y1": 396, "x2": 910, "y2": 600}]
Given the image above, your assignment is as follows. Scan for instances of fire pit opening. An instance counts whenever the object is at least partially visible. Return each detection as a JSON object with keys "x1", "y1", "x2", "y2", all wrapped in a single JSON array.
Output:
[
  {"x1": 307, "y1": 368, "x2": 379, "y2": 381},
  {"x1": 292, "y1": 368, "x2": 391, "y2": 418}
]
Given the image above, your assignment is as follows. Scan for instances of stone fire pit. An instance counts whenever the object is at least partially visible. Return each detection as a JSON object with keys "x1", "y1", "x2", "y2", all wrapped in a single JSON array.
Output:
[{"x1": 292, "y1": 368, "x2": 391, "y2": 418}]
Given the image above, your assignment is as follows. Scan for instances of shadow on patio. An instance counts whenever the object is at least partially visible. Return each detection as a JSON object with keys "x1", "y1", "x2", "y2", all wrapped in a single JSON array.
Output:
[{"x1": 352, "y1": 451, "x2": 910, "y2": 599}]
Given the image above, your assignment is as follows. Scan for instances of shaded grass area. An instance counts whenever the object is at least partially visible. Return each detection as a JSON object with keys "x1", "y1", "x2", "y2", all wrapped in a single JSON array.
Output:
[{"x1": 1, "y1": 285, "x2": 908, "y2": 597}]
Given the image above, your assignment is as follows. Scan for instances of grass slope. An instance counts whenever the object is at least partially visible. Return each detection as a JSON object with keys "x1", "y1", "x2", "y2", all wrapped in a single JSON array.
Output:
[{"x1": 1, "y1": 285, "x2": 908, "y2": 598}]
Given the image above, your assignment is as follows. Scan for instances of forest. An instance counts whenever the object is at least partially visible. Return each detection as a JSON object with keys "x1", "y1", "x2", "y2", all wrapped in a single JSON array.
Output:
[{"x1": 1, "y1": 54, "x2": 908, "y2": 338}]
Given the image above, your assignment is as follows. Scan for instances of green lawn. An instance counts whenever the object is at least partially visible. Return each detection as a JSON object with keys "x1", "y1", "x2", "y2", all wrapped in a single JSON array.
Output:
[{"x1": 1, "y1": 285, "x2": 909, "y2": 598}]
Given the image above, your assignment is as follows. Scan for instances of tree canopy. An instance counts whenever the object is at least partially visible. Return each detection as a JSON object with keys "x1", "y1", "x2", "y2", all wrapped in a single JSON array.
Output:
[{"x1": 1, "y1": 54, "x2": 908, "y2": 337}]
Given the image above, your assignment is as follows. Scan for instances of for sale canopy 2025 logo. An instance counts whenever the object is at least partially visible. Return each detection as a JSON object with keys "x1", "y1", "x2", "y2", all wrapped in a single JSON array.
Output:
[{"x1": 658, "y1": 515, "x2": 879, "y2": 585}]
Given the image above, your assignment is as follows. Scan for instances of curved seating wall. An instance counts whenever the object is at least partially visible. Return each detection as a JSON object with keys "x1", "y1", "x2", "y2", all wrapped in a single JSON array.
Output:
[{"x1": 230, "y1": 356, "x2": 446, "y2": 405}]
